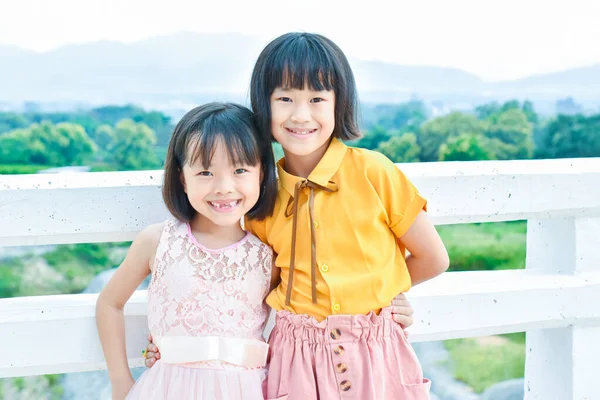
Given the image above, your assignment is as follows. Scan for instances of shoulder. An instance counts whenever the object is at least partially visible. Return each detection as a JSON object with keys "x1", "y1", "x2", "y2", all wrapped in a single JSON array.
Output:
[
  {"x1": 246, "y1": 232, "x2": 273, "y2": 253},
  {"x1": 344, "y1": 145, "x2": 402, "y2": 179},
  {"x1": 135, "y1": 221, "x2": 168, "y2": 250}
]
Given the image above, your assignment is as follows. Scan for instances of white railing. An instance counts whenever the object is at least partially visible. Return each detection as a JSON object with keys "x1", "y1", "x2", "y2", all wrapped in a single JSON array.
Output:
[{"x1": 1, "y1": 158, "x2": 600, "y2": 399}]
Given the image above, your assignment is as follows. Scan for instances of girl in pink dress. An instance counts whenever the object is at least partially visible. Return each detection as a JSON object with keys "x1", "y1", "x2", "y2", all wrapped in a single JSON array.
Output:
[{"x1": 96, "y1": 102, "x2": 279, "y2": 400}]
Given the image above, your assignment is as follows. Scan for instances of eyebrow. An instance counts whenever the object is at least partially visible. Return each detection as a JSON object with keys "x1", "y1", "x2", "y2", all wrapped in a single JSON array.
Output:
[{"x1": 274, "y1": 87, "x2": 331, "y2": 93}]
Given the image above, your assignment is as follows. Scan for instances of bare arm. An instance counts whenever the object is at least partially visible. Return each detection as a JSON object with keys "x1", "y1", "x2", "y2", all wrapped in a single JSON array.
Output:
[
  {"x1": 95, "y1": 223, "x2": 162, "y2": 398},
  {"x1": 400, "y1": 211, "x2": 449, "y2": 286},
  {"x1": 269, "y1": 253, "x2": 281, "y2": 292}
]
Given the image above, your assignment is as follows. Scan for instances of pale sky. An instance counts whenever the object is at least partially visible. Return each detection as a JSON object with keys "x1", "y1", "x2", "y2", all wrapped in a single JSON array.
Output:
[{"x1": 1, "y1": 0, "x2": 599, "y2": 81}]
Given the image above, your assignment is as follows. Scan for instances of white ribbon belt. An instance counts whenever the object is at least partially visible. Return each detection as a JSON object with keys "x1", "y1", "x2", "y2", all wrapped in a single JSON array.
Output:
[{"x1": 154, "y1": 336, "x2": 269, "y2": 369}]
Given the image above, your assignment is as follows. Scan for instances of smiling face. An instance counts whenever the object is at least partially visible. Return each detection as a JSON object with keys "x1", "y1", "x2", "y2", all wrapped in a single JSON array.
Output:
[
  {"x1": 180, "y1": 139, "x2": 262, "y2": 229},
  {"x1": 270, "y1": 85, "x2": 336, "y2": 167}
]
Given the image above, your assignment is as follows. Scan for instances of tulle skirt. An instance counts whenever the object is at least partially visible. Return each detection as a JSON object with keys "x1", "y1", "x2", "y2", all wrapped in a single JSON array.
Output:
[{"x1": 126, "y1": 360, "x2": 266, "y2": 400}]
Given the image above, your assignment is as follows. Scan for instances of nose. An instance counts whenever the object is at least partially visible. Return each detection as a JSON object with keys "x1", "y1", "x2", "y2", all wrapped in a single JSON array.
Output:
[
  {"x1": 214, "y1": 176, "x2": 234, "y2": 195},
  {"x1": 291, "y1": 103, "x2": 311, "y2": 124}
]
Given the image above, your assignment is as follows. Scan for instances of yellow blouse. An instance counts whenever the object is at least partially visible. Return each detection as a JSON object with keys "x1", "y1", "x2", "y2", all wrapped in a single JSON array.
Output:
[{"x1": 246, "y1": 138, "x2": 426, "y2": 321}]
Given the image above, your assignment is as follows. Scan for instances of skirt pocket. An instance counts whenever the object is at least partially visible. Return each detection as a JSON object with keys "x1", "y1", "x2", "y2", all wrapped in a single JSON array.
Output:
[{"x1": 400, "y1": 378, "x2": 432, "y2": 400}]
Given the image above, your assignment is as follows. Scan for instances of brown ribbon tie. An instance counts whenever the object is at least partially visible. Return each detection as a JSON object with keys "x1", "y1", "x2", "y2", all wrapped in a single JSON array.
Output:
[{"x1": 284, "y1": 179, "x2": 339, "y2": 306}]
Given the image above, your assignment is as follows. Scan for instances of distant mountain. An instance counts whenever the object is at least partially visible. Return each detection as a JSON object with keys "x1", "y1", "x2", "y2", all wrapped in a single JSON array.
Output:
[
  {"x1": 0, "y1": 32, "x2": 598, "y2": 108},
  {"x1": 511, "y1": 64, "x2": 600, "y2": 86},
  {"x1": 0, "y1": 45, "x2": 34, "y2": 58},
  {"x1": 352, "y1": 61, "x2": 484, "y2": 93}
]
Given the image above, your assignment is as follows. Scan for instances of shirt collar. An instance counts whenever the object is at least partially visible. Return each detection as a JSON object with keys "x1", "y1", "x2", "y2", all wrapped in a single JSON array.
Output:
[{"x1": 278, "y1": 138, "x2": 348, "y2": 197}]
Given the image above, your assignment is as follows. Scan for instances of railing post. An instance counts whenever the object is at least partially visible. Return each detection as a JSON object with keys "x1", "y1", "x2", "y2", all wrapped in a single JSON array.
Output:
[{"x1": 524, "y1": 217, "x2": 600, "y2": 400}]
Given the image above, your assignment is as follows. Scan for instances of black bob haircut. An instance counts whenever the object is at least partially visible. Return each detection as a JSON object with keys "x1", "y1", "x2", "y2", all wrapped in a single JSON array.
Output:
[
  {"x1": 162, "y1": 102, "x2": 277, "y2": 222},
  {"x1": 250, "y1": 32, "x2": 362, "y2": 142}
]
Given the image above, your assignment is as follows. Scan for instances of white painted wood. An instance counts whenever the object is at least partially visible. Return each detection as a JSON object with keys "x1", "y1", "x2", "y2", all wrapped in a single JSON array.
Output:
[
  {"x1": 1, "y1": 160, "x2": 600, "y2": 391},
  {"x1": 0, "y1": 291, "x2": 148, "y2": 378},
  {"x1": 572, "y1": 326, "x2": 600, "y2": 400},
  {"x1": 524, "y1": 217, "x2": 600, "y2": 400},
  {"x1": 2, "y1": 159, "x2": 600, "y2": 246},
  {"x1": 1, "y1": 270, "x2": 599, "y2": 378},
  {"x1": 0, "y1": 171, "x2": 170, "y2": 246}
]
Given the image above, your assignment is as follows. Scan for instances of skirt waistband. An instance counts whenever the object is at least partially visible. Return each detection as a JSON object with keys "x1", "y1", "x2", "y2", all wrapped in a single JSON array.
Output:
[
  {"x1": 154, "y1": 336, "x2": 269, "y2": 369},
  {"x1": 274, "y1": 307, "x2": 399, "y2": 344}
]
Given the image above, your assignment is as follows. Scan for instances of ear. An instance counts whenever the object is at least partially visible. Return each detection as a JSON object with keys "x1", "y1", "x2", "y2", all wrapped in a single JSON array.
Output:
[{"x1": 179, "y1": 169, "x2": 187, "y2": 193}]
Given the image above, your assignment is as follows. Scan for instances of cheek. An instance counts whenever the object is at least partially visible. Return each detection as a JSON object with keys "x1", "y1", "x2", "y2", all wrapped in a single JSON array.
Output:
[
  {"x1": 270, "y1": 103, "x2": 286, "y2": 124},
  {"x1": 185, "y1": 183, "x2": 208, "y2": 201},
  {"x1": 243, "y1": 177, "x2": 262, "y2": 199}
]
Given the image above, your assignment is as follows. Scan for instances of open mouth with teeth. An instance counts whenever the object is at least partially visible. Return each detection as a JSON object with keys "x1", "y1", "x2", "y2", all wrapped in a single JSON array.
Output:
[
  {"x1": 286, "y1": 128, "x2": 317, "y2": 136},
  {"x1": 207, "y1": 199, "x2": 242, "y2": 212}
]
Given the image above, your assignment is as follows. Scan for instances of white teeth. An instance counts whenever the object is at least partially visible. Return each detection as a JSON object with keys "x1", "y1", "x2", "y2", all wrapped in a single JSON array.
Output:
[
  {"x1": 289, "y1": 129, "x2": 315, "y2": 135},
  {"x1": 209, "y1": 200, "x2": 240, "y2": 208}
]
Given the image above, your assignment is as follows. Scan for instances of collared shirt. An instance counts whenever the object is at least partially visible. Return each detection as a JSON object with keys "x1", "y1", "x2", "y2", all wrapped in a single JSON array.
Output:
[{"x1": 245, "y1": 138, "x2": 426, "y2": 321}]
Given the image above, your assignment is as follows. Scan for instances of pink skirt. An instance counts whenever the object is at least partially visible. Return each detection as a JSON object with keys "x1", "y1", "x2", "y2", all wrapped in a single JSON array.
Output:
[
  {"x1": 126, "y1": 360, "x2": 266, "y2": 400},
  {"x1": 264, "y1": 308, "x2": 431, "y2": 400}
]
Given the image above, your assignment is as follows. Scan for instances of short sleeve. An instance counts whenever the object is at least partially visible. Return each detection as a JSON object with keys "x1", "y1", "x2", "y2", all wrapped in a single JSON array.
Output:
[
  {"x1": 368, "y1": 153, "x2": 427, "y2": 238},
  {"x1": 243, "y1": 216, "x2": 269, "y2": 245}
]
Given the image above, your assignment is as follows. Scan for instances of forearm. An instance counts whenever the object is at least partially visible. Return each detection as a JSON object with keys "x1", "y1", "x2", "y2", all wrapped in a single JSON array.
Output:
[
  {"x1": 406, "y1": 253, "x2": 448, "y2": 286},
  {"x1": 96, "y1": 301, "x2": 133, "y2": 383}
]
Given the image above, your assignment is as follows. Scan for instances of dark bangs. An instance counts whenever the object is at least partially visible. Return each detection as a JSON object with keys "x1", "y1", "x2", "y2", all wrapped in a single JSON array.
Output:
[
  {"x1": 184, "y1": 110, "x2": 261, "y2": 169},
  {"x1": 251, "y1": 32, "x2": 361, "y2": 142},
  {"x1": 264, "y1": 36, "x2": 337, "y2": 93}
]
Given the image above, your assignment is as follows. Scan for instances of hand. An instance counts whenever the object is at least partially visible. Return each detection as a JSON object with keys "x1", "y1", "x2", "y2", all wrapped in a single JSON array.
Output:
[
  {"x1": 144, "y1": 334, "x2": 161, "y2": 368},
  {"x1": 391, "y1": 293, "x2": 414, "y2": 329},
  {"x1": 112, "y1": 376, "x2": 135, "y2": 400}
]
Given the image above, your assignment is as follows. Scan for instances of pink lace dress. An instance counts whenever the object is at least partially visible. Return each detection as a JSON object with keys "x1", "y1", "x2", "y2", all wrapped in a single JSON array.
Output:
[{"x1": 126, "y1": 220, "x2": 273, "y2": 400}]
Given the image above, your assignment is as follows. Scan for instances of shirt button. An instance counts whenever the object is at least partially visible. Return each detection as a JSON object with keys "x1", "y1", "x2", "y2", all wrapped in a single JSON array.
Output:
[
  {"x1": 314, "y1": 221, "x2": 319, "y2": 228},
  {"x1": 330, "y1": 328, "x2": 342, "y2": 339},
  {"x1": 333, "y1": 303, "x2": 341, "y2": 312},
  {"x1": 320, "y1": 264, "x2": 329, "y2": 273},
  {"x1": 340, "y1": 380, "x2": 352, "y2": 391}
]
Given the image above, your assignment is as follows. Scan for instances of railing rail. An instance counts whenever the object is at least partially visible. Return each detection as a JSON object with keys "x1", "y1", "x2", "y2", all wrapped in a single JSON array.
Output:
[{"x1": 2, "y1": 158, "x2": 600, "y2": 399}]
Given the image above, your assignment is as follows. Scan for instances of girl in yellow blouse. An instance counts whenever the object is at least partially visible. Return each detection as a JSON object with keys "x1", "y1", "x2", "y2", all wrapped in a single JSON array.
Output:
[
  {"x1": 246, "y1": 32, "x2": 449, "y2": 400},
  {"x1": 147, "y1": 32, "x2": 448, "y2": 400}
]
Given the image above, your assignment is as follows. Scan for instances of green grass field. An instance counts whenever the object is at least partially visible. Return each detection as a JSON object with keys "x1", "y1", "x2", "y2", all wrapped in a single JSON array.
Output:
[
  {"x1": 438, "y1": 221, "x2": 527, "y2": 392},
  {"x1": 0, "y1": 164, "x2": 52, "y2": 174}
]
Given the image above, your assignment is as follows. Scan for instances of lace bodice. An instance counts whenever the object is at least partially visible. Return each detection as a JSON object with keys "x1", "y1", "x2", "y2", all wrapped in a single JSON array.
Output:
[{"x1": 147, "y1": 220, "x2": 272, "y2": 367}]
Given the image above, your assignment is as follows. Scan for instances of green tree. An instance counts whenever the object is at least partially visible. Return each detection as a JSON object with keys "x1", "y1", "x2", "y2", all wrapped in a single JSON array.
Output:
[
  {"x1": 133, "y1": 111, "x2": 173, "y2": 147},
  {"x1": 27, "y1": 122, "x2": 67, "y2": 165},
  {"x1": 0, "y1": 112, "x2": 29, "y2": 133},
  {"x1": 418, "y1": 112, "x2": 486, "y2": 162},
  {"x1": 110, "y1": 119, "x2": 161, "y2": 170},
  {"x1": 521, "y1": 100, "x2": 539, "y2": 125},
  {"x1": 0, "y1": 122, "x2": 96, "y2": 166},
  {"x1": 94, "y1": 124, "x2": 115, "y2": 150},
  {"x1": 500, "y1": 100, "x2": 521, "y2": 113},
  {"x1": 91, "y1": 105, "x2": 173, "y2": 147},
  {"x1": 484, "y1": 109, "x2": 533, "y2": 160},
  {"x1": 0, "y1": 129, "x2": 31, "y2": 164},
  {"x1": 440, "y1": 134, "x2": 493, "y2": 161},
  {"x1": 354, "y1": 126, "x2": 392, "y2": 150},
  {"x1": 54, "y1": 123, "x2": 97, "y2": 165},
  {"x1": 540, "y1": 114, "x2": 600, "y2": 158},
  {"x1": 475, "y1": 102, "x2": 501, "y2": 120},
  {"x1": 377, "y1": 133, "x2": 421, "y2": 163},
  {"x1": 378, "y1": 100, "x2": 428, "y2": 132}
]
